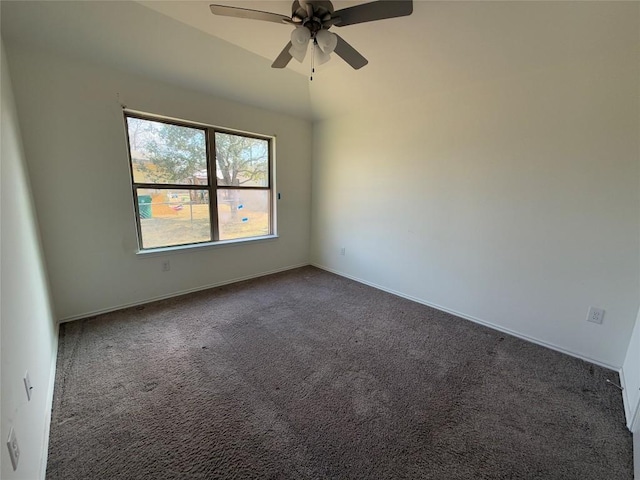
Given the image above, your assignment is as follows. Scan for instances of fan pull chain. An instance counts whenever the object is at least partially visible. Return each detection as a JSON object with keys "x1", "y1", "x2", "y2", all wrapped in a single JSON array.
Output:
[{"x1": 310, "y1": 41, "x2": 316, "y2": 81}]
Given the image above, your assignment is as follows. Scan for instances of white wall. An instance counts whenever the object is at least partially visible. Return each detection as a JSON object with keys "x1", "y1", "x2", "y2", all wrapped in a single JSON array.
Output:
[
  {"x1": 4, "y1": 43, "x2": 312, "y2": 321},
  {"x1": 1, "y1": 40, "x2": 58, "y2": 480},
  {"x1": 311, "y1": 3, "x2": 640, "y2": 368}
]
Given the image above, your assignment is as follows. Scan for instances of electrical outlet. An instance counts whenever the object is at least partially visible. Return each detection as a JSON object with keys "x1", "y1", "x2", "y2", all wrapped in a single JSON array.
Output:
[
  {"x1": 162, "y1": 260, "x2": 170, "y2": 272},
  {"x1": 587, "y1": 307, "x2": 605, "y2": 324},
  {"x1": 340, "y1": 247, "x2": 346, "y2": 256},
  {"x1": 23, "y1": 371, "x2": 32, "y2": 401},
  {"x1": 7, "y1": 427, "x2": 20, "y2": 471}
]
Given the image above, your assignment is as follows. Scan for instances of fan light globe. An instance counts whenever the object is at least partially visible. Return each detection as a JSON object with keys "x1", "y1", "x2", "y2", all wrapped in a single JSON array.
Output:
[
  {"x1": 315, "y1": 29, "x2": 337, "y2": 54},
  {"x1": 315, "y1": 46, "x2": 331, "y2": 65},
  {"x1": 291, "y1": 26, "x2": 310, "y2": 48},
  {"x1": 289, "y1": 44, "x2": 308, "y2": 63},
  {"x1": 289, "y1": 26, "x2": 310, "y2": 63}
]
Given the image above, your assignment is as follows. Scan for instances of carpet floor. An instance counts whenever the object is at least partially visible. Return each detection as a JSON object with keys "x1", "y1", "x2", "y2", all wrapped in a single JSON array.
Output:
[{"x1": 46, "y1": 266, "x2": 633, "y2": 479}]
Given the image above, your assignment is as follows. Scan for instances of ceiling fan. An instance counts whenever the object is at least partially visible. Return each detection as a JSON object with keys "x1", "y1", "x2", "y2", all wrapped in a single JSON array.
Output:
[{"x1": 209, "y1": 0, "x2": 413, "y2": 70}]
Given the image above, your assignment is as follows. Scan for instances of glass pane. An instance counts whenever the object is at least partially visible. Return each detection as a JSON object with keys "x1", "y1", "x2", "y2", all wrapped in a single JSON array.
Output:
[
  {"x1": 217, "y1": 189, "x2": 270, "y2": 240},
  {"x1": 127, "y1": 117, "x2": 207, "y2": 185},
  {"x1": 137, "y1": 188, "x2": 210, "y2": 249},
  {"x1": 215, "y1": 132, "x2": 268, "y2": 187}
]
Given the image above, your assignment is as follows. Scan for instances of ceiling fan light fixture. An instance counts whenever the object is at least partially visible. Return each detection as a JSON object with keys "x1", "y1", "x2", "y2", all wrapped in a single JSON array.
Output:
[
  {"x1": 314, "y1": 46, "x2": 331, "y2": 65},
  {"x1": 289, "y1": 43, "x2": 308, "y2": 63},
  {"x1": 210, "y1": 0, "x2": 414, "y2": 71},
  {"x1": 315, "y1": 29, "x2": 337, "y2": 54},
  {"x1": 291, "y1": 26, "x2": 311, "y2": 48}
]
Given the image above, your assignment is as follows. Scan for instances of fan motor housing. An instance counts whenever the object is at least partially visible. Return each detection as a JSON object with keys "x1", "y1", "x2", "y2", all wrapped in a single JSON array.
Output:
[{"x1": 292, "y1": 0, "x2": 335, "y2": 30}]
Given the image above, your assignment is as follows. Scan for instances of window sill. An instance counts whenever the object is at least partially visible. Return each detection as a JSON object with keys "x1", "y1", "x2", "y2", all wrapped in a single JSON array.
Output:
[{"x1": 135, "y1": 234, "x2": 279, "y2": 257}]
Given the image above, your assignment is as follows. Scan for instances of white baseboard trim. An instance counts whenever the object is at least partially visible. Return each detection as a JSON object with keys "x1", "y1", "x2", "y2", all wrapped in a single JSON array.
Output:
[
  {"x1": 59, "y1": 261, "x2": 621, "y2": 371},
  {"x1": 59, "y1": 263, "x2": 310, "y2": 323},
  {"x1": 632, "y1": 394, "x2": 640, "y2": 434},
  {"x1": 619, "y1": 367, "x2": 631, "y2": 428},
  {"x1": 633, "y1": 431, "x2": 639, "y2": 480},
  {"x1": 312, "y1": 263, "x2": 620, "y2": 371},
  {"x1": 619, "y1": 367, "x2": 640, "y2": 431},
  {"x1": 40, "y1": 321, "x2": 59, "y2": 479}
]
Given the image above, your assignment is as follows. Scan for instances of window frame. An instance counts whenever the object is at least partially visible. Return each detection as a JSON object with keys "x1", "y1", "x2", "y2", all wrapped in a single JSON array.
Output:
[{"x1": 123, "y1": 111, "x2": 275, "y2": 252}]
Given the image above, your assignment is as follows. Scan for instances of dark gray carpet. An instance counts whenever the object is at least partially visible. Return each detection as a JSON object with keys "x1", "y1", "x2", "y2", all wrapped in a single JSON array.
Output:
[{"x1": 47, "y1": 266, "x2": 633, "y2": 479}]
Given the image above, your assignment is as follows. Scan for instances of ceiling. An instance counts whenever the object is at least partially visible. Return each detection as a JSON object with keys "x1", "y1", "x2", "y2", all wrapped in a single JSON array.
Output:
[
  {"x1": 137, "y1": 1, "x2": 375, "y2": 77},
  {"x1": 1, "y1": 1, "x2": 630, "y2": 121}
]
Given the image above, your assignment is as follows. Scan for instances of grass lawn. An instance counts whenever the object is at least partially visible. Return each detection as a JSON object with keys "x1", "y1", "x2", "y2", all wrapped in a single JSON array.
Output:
[{"x1": 140, "y1": 203, "x2": 269, "y2": 249}]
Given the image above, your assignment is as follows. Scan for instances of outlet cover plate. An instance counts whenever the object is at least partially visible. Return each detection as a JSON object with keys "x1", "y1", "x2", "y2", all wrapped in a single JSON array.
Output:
[
  {"x1": 587, "y1": 307, "x2": 605, "y2": 324},
  {"x1": 7, "y1": 427, "x2": 19, "y2": 471}
]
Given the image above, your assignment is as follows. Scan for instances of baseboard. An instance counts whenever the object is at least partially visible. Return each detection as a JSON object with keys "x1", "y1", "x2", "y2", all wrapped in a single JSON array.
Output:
[
  {"x1": 620, "y1": 368, "x2": 640, "y2": 480},
  {"x1": 634, "y1": 431, "x2": 639, "y2": 480},
  {"x1": 59, "y1": 263, "x2": 310, "y2": 323},
  {"x1": 312, "y1": 263, "x2": 619, "y2": 371},
  {"x1": 619, "y1": 367, "x2": 640, "y2": 431},
  {"x1": 39, "y1": 321, "x2": 59, "y2": 479},
  {"x1": 619, "y1": 367, "x2": 631, "y2": 428},
  {"x1": 60, "y1": 260, "x2": 620, "y2": 370}
]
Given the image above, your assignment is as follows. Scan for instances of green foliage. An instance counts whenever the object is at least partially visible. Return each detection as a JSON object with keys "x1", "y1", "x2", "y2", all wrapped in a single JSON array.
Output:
[
  {"x1": 215, "y1": 133, "x2": 268, "y2": 187},
  {"x1": 128, "y1": 118, "x2": 268, "y2": 187},
  {"x1": 133, "y1": 120, "x2": 206, "y2": 184}
]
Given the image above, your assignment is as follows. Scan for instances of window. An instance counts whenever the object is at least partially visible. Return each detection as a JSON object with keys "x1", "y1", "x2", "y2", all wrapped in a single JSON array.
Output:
[{"x1": 124, "y1": 113, "x2": 273, "y2": 250}]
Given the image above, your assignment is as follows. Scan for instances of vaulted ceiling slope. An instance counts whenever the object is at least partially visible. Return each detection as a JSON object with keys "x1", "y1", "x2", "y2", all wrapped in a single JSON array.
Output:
[
  {"x1": 2, "y1": 1, "x2": 637, "y2": 121},
  {"x1": 0, "y1": 0, "x2": 313, "y2": 119}
]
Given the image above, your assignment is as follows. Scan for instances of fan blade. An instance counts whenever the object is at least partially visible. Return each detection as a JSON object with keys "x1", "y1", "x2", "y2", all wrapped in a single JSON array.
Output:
[
  {"x1": 210, "y1": 4, "x2": 290, "y2": 24},
  {"x1": 291, "y1": 1, "x2": 307, "y2": 21},
  {"x1": 334, "y1": 0, "x2": 413, "y2": 27},
  {"x1": 323, "y1": 16, "x2": 341, "y2": 28},
  {"x1": 272, "y1": 41, "x2": 294, "y2": 68},
  {"x1": 333, "y1": 34, "x2": 368, "y2": 69}
]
